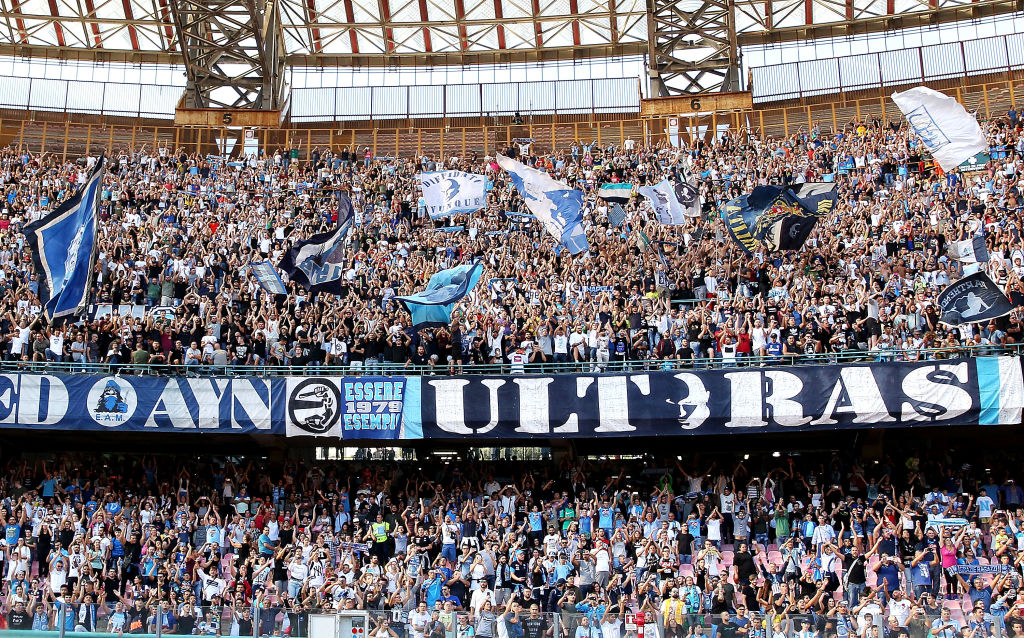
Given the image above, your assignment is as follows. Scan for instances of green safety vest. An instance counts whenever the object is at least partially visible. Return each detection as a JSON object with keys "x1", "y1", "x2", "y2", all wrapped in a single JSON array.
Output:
[{"x1": 371, "y1": 522, "x2": 388, "y2": 543}]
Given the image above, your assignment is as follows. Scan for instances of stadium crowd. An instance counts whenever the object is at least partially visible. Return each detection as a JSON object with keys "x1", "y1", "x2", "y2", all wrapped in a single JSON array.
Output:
[
  {"x1": 0, "y1": 110, "x2": 1022, "y2": 372},
  {"x1": 1, "y1": 451, "x2": 1023, "y2": 638}
]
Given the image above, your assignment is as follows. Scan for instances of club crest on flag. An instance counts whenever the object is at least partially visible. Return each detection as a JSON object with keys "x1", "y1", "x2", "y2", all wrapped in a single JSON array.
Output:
[{"x1": 904, "y1": 105, "x2": 951, "y2": 150}]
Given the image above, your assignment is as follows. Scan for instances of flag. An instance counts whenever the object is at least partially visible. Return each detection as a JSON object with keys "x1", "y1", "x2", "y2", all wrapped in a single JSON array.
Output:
[
  {"x1": 639, "y1": 180, "x2": 688, "y2": 226},
  {"x1": 394, "y1": 261, "x2": 485, "y2": 328},
  {"x1": 336, "y1": 191, "x2": 354, "y2": 231},
  {"x1": 721, "y1": 183, "x2": 837, "y2": 254},
  {"x1": 597, "y1": 183, "x2": 633, "y2": 204},
  {"x1": 947, "y1": 234, "x2": 989, "y2": 263},
  {"x1": 276, "y1": 225, "x2": 347, "y2": 294},
  {"x1": 250, "y1": 260, "x2": 287, "y2": 295},
  {"x1": 497, "y1": 155, "x2": 589, "y2": 254},
  {"x1": 417, "y1": 171, "x2": 487, "y2": 219},
  {"x1": 608, "y1": 203, "x2": 627, "y2": 228},
  {"x1": 938, "y1": 271, "x2": 1013, "y2": 325},
  {"x1": 891, "y1": 86, "x2": 988, "y2": 172},
  {"x1": 23, "y1": 153, "x2": 105, "y2": 323},
  {"x1": 675, "y1": 175, "x2": 703, "y2": 218}
]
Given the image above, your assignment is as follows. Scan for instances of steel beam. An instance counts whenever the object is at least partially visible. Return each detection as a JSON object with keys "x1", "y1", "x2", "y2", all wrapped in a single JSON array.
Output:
[
  {"x1": 169, "y1": 0, "x2": 286, "y2": 109},
  {"x1": 646, "y1": 0, "x2": 742, "y2": 95}
]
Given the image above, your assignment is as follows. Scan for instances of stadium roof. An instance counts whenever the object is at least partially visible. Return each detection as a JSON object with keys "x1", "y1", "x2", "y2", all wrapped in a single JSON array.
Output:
[{"x1": 0, "y1": 0, "x2": 651, "y2": 65}]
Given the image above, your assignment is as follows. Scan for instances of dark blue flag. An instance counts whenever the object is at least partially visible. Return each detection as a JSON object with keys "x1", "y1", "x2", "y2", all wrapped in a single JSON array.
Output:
[
  {"x1": 336, "y1": 191, "x2": 354, "y2": 231},
  {"x1": 721, "y1": 183, "x2": 837, "y2": 254},
  {"x1": 277, "y1": 227, "x2": 347, "y2": 295},
  {"x1": 23, "y1": 154, "x2": 105, "y2": 323}
]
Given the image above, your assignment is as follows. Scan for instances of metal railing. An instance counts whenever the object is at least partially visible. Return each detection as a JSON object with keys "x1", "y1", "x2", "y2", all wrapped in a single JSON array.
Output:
[
  {"x1": 10, "y1": 343, "x2": 1022, "y2": 378},
  {"x1": 0, "y1": 603, "x2": 1006, "y2": 638}
]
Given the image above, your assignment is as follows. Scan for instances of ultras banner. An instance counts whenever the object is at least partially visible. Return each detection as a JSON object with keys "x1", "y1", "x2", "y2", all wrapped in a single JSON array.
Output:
[
  {"x1": 0, "y1": 357, "x2": 1020, "y2": 438},
  {"x1": 417, "y1": 357, "x2": 1024, "y2": 438}
]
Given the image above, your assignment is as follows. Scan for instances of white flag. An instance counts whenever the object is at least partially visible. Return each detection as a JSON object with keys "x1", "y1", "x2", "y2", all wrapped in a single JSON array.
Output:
[
  {"x1": 639, "y1": 180, "x2": 687, "y2": 225},
  {"x1": 891, "y1": 87, "x2": 988, "y2": 172},
  {"x1": 417, "y1": 170, "x2": 487, "y2": 219},
  {"x1": 496, "y1": 155, "x2": 589, "y2": 254},
  {"x1": 947, "y1": 234, "x2": 989, "y2": 263}
]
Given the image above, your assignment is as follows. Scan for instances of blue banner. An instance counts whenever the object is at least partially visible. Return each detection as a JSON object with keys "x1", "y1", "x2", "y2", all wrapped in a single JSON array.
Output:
[
  {"x1": 283, "y1": 376, "x2": 420, "y2": 439},
  {"x1": 417, "y1": 357, "x2": 1023, "y2": 438},
  {"x1": 0, "y1": 357, "x2": 1020, "y2": 439}
]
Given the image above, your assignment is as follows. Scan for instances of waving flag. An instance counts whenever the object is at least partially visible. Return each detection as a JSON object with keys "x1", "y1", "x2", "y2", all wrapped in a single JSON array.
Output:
[
  {"x1": 277, "y1": 225, "x2": 347, "y2": 294},
  {"x1": 23, "y1": 153, "x2": 105, "y2": 323},
  {"x1": 250, "y1": 260, "x2": 287, "y2": 295},
  {"x1": 938, "y1": 271, "x2": 1012, "y2": 325},
  {"x1": 722, "y1": 183, "x2": 837, "y2": 254},
  {"x1": 675, "y1": 175, "x2": 703, "y2": 218},
  {"x1": 892, "y1": 87, "x2": 988, "y2": 172},
  {"x1": 418, "y1": 171, "x2": 487, "y2": 219},
  {"x1": 947, "y1": 234, "x2": 989, "y2": 263},
  {"x1": 640, "y1": 180, "x2": 689, "y2": 225},
  {"x1": 336, "y1": 191, "x2": 354, "y2": 231},
  {"x1": 608, "y1": 203, "x2": 627, "y2": 228},
  {"x1": 394, "y1": 261, "x2": 485, "y2": 328},
  {"x1": 497, "y1": 155, "x2": 589, "y2": 254},
  {"x1": 597, "y1": 183, "x2": 633, "y2": 204}
]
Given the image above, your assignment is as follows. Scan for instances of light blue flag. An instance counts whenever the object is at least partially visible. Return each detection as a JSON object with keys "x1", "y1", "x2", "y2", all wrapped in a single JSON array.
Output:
[
  {"x1": 250, "y1": 260, "x2": 287, "y2": 295},
  {"x1": 417, "y1": 171, "x2": 487, "y2": 219},
  {"x1": 394, "y1": 261, "x2": 484, "y2": 328},
  {"x1": 23, "y1": 154, "x2": 105, "y2": 323},
  {"x1": 496, "y1": 155, "x2": 589, "y2": 254}
]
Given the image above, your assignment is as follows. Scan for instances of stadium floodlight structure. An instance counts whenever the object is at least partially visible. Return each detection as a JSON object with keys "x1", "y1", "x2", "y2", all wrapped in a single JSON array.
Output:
[{"x1": 170, "y1": 0, "x2": 286, "y2": 110}]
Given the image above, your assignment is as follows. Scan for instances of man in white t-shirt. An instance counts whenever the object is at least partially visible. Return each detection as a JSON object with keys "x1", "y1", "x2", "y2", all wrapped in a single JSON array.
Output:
[
  {"x1": 601, "y1": 607, "x2": 624, "y2": 638},
  {"x1": 409, "y1": 602, "x2": 432, "y2": 638}
]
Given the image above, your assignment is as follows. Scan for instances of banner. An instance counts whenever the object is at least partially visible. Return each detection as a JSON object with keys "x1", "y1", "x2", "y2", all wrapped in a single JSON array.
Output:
[
  {"x1": 497, "y1": 155, "x2": 589, "y2": 254},
  {"x1": 891, "y1": 87, "x2": 988, "y2": 172},
  {"x1": 284, "y1": 376, "x2": 416, "y2": 439},
  {"x1": 417, "y1": 171, "x2": 487, "y2": 219},
  {"x1": 418, "y1": 357, "x2": 1023, "y2": 438},
  {"x1": 722, "y1": 183, "x2": 836, "y2": 254},
  {"x1": 394, "y1": 261, "x2": 484, "y2": 328},
  {"x1": 938, "y1": 272, "x2": 1013, "y2": 324},
  {"x1": 0, "y1": 374, "x2": 279, "y2": 433},
  {"x1": 959, "y1": 152, "x2": 991, "y2": 173},
  {"x1": 23, "y1": 154, "x2": 105, "y2": 323},
  {"x1": 250, "y1": 260, "x2": 287, "y2": 295},
  {"x1": 925, "y1": 517, "x2": 968, "y2": 531},
  {"x1": 0, "y1": 357, "x2": 1021, "y2": 439},
  {"x1": 946, "y1": 564, "x2": 1014, "y2": 575}
]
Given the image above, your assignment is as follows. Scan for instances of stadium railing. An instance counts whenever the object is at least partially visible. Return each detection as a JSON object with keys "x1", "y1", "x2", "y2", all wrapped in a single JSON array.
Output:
[{"x1": 9, "y1": 343, "x2": 1023, "y2": 378}]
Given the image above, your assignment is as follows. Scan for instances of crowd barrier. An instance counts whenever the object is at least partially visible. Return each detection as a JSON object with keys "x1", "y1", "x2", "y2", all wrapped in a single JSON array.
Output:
[
  {"x1": 0, "y1": 605, "x2": 1008, "y2": 638},
  {"x1": 0, "y1": 352, "x2": 1019, "y2": 439}
]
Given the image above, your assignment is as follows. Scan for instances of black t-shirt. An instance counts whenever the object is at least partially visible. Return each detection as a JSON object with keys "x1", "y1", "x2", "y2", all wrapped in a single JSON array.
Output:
[
  {"x1": 522, "y1": 616, "x2": 549, "y2": 638},
  {"x1": 8, "y1": 610, "x2": 31, "y2": 629}
]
